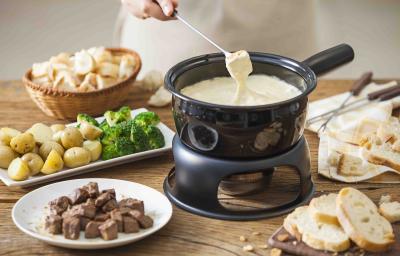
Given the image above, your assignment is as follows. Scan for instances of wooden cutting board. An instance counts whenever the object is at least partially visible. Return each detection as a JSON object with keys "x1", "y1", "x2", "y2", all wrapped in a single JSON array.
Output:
[{"x1": 268, "y1": 224, "x2": 400, "y2": 256}]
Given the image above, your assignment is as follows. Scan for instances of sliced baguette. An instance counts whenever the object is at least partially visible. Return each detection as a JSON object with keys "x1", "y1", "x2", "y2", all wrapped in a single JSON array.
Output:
[
  {"x1": 336, "y1": 187, "x2": 395, "y2": 252},
  {"x1": 309, "y1": 193, "x2": 339, "y2": 225},
  {"x1": 362, "y1": 142, "x2": 400, "y2": 173},
  {"x1": 379, "y1": 201, "x2": 400, "y2": 223},
  {"x1": 283, "y1": 206, "x2": 350, "y2": 252},
  {"x1": 337, "y1": 154, "x2": 367, "y2": 177}
]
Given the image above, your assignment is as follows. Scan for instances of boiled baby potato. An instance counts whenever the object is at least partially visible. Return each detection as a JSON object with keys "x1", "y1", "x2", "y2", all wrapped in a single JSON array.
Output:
[
  {"x1": 26, "y1": 123, "x2": 53, "y2": 145},
  {"x1": 52, "y1": 130, "x2": 63, "y2": 144},
  {"x1": 83, "y1": 140, "x2": 102, "y2": 161},
  {"x1": 10, "y1": 133, "x2": 35, "y2": 154},
  {"x1": 61, "y1": 127, "x2": 83, "y2": 149},
  {"x1": 21, "y1": 153, "x2": 43, "y2": 175},
  {"x1": 0, "y1": 127, "x2": 21, "y2": 145},
  {"x1": 0, "y1": 145, "x2": 18, "y2": 168},
  {"x1": 63, "y1": 147, "x2": 91, "y2": 168},
  {"x1": 32, "y1": 144, "x2": 40, "y2": 154},
  {"x1": 79, "y1": 122, "x2": 102, "y2": 140},
  {"x1": 41, "y1": 149, "x2": 63, "y2": 174},
  {"x1": 8, "y1": 157, "x2": 30, "y2": 181},
  {"x1": 50, "y1": 124, "x2": 66, "y2": 133},
  {"x1": 39, "y1": 141, "x2": 64, "y2": 159}
]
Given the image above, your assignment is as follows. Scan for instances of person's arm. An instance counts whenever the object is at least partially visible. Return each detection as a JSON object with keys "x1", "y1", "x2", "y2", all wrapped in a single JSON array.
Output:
[{"x1": 121, "y1": 0, "x2": 178, "y2": 20}]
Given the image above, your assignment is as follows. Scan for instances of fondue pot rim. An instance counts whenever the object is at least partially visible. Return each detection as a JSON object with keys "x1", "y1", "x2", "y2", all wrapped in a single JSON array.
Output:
[{"x1": 165, "y1": 51, "x2": 317, "y2": 110}]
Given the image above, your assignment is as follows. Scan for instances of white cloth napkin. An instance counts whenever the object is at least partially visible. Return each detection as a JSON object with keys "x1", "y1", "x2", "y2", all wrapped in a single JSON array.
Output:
[{"x1": 306, "y1": 81, "x2": 400, "y2": 183}]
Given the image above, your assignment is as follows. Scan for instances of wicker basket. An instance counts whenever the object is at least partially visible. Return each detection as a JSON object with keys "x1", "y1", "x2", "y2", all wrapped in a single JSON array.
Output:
[{"x1": 22, "y1": 47, "x2": 141, "y2": 120}]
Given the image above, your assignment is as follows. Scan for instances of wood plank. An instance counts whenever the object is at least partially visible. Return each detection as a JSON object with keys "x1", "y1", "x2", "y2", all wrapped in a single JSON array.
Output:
[{"x1": 0, "y1": 79, "x2": 398, "y2": 255}]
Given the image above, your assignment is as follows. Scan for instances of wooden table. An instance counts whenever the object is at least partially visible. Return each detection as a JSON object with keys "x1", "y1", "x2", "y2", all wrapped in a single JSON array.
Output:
[{"x1": 0, "y1": 80, "x2": 398, "y2": 256}]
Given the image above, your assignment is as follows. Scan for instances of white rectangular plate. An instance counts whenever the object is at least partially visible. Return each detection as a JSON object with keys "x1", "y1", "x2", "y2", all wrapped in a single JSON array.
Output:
[{"x1": 0, "y1": 108, "x2": 175, "y2": 187}]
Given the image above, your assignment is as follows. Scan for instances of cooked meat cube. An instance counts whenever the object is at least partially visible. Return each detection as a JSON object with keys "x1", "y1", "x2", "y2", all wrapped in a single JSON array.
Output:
[
  {"x1": 128, "y1": 210, "x2": 153, "y2": 229},
  {"x1": 110, "y1": 209, "x2": 123, "y2": 232},
  {"x1": 45, "y1": 214, "x2": 62, "y2": 234},
  {"x1": 80, "y1": 216, "x2": 91, "y2": 231},
  {"x1": 102, "y1": 199, "x2": 118, "y2": 212},
  {"x1": 94, "y1": 212, "x2": 110, "y2": 221},
  {"x1": 85, "y1": 198, "x2": 96, "y2": 207},
  {"x1": 123, "y1": 216, "x2": 139, "y2": 233},
  {"x1": 101, "y1": 189, "x2": 116, "y2": 198},
  {"x1": 82, "y1": 182, "x2": 99, "y2": 198},
  {"x1": 62, "y1": 217, "x2": 80, "y2": 240},
  {"x1": 49, "y1": 196, "x2": 71, "y2": 215},
  {"x1": 69, "y1": 188, "x2": 90, "y2": 205},
  {"x1": 95, "y1": 191, "x2": 114, "y2": 207},
  {"x1": 118, "y1": 198, "x2": 144, "y2": 214},
  {"x1": 64, "y1": 204, "x2": 96, "y2": 219},
  {"x1": 98, "y1": 219, "x2": 118, "y2": 240},
  {"x1": 119, "y1": 207, "x2": 131, "y2": 215},
  {"x1": 84, "y1": 221, "x2": 102, "y2": 238}
]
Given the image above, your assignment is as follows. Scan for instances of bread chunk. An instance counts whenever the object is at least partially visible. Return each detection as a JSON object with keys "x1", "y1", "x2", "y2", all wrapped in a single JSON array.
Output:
[{"x1": 336, "y1": 187, "x2": 395, "y2": 252}]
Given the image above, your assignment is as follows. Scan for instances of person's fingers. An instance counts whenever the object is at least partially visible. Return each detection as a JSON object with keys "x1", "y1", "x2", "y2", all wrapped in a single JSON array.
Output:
[
  {"x1": 144, "y1": 0, "x2": 175, "y2": 21},
  {"x1": 155, "y1": 0, "x2": 175, "y2": 16},
  {"x1": 121, "y1": 0, "x2": 147, "y2": 19}
]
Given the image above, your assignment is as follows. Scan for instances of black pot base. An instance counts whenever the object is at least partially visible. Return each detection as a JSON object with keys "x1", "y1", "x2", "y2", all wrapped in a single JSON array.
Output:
[{"x1": 163, "y1": 136, "x2": 315, "y2": 221}]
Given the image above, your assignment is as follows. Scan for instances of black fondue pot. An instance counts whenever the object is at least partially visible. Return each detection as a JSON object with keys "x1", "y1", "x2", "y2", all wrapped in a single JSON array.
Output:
[{"x1": 165, "y1": 44, "x2": 354, "y2": 158}]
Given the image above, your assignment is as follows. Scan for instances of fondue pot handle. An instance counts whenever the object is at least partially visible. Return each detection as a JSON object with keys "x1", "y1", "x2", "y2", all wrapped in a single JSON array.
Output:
[{"x1": 302, "y1": 44, "x2": 354, "y2": 76}]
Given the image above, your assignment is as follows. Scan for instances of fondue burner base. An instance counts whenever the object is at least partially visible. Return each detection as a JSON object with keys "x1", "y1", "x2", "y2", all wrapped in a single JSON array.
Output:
[{"x1": 163, "y1": 136, "x2": 314, "y2": 221}]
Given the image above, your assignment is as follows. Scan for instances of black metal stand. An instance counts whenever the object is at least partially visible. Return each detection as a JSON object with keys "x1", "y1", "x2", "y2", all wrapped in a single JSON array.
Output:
[{"x1": 163, "y1": 136, "x2": 315, "y2": 221}]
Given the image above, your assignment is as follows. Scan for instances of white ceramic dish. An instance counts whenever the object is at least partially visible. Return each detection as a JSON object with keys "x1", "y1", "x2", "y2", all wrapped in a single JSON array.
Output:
[
  {"x1": 12, "y1": 178, "x2": 173, "y2": 249},
  {"x1": 0, "y1": 108, "x2": 174, "y2": 187}
]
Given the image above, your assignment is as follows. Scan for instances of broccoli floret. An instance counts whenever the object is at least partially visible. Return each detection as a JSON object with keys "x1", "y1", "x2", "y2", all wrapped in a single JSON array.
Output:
[
  {"x1": 104, "y1": 106, "x2": 132, "y2": 126},
  {"x1": 77, "y1": 113, "x2": 99, "y2": 127},
  {"x1": 119, "y1": 119, "x2": 135, "y2": 137},
  {"x1": 99, "y1": 119, "x2": 110, "y2": 131},
  {"x1": 101, "y1": 137, "x2": 135, "y2": 160},
  {"x1": 145, "y1": 125, "x2": 165, "y2": 149},
  {"x1": 133, "y1": 112, "x2": 160, "y2": 127},
  {"x1": 100, "y1": 125, "x2": 122, "y2": 146},
  {"x1": 130, "y1": 123, "x2": 149, "y2": 152}
]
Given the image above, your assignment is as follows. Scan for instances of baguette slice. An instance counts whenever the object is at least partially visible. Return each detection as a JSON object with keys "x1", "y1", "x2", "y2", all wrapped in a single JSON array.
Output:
[
  {"x1": 283, "y1": 206, "x2": 350, "y2": 252},
  {"x1": 337, "y1": 154, "x2": 367, "y2": 177},
  {"x1": 362, "y1": 142, "x2": 400, "y2": 173},
  {"x1": 336, "y1": 187, "x2": 395, "y2": 252},
  {"x1": 379, "y1": 201, "x2": 400, "y2": 223},
  {"x1": 309, "y1": 193, "x2": 339, "y2": 225}
]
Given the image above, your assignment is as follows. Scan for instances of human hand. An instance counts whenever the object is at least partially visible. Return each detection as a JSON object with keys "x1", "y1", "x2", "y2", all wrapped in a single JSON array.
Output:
[{"x1": 121, "y1": 0, "x2": 178, "y2": 21}]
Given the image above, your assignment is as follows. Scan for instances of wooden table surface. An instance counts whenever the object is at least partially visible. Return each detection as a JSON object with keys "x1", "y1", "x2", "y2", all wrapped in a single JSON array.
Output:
[{"x1": 0, "y1": 80, "x2": 398, "y2": 256}]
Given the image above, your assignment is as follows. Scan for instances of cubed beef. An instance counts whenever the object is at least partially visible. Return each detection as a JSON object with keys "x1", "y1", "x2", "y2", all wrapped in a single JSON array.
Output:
[
  {"x1": 122, "y1": 216, "x2": 139, "y2": 233},
  {"x1": 101, "y1": 189, "x2": 116, "y2": 198},
  {"x1": 69, "y1": 188, "x2": 90, "y2": 205},
  {"x1": 82, "y1": 182, "x2": 99, "y2": 198},
  {"x1": 119, "y1": 207, "x2": 131, "y2": 215},
  {"x1": 45, "y1": 214, "x2": 62, "y2": 234},
  {"x1": 98, "y1": 219, "x2": 118, "y2": 240},
  {"x1": 128, "y1": 210, "x2": 153, "y2": 229},
  {"x1": 85, "y1": 198, "x2": 96, "y2": 207},
  {"x1": 49, "y1": 196, "x2": 71, "y2": 215},
  {"x1": 80, "y1": 216, "x2": 91, "y2": 230},
  {"x1": 62, "y1": 217, "x2": 80, "y2": 240},
  {"x1": 101, "y1": 199, "x2": 118, "y2": 212},
  {"x1": 118, "y1": 198, "x2": 144, "y2": 214},
  {"x1": 94, "y1": 212, "x2": 110, "y2": 221},
  {"x1": 95, "y1": 192, "x2": 114, "y2": 207},
  {"x1": 84, "y1": 221, "x2": 102, "y2": 238},
  {"x1": 64, "y1": 204, "x2": 96, "y2": 219},
  {"x1": 110, "y1": 209, "x2": 123, "y2": 232}
]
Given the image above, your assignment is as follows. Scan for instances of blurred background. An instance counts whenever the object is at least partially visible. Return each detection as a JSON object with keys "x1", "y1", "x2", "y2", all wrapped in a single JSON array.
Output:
[{"x1": 0, "y1": 0, "x2": 399, "y2": 80}]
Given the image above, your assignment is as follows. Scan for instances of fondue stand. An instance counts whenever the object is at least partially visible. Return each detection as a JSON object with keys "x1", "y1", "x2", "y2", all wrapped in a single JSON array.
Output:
[{"x1": 164, "y1": 135, "x2": 314, "y2": 220}]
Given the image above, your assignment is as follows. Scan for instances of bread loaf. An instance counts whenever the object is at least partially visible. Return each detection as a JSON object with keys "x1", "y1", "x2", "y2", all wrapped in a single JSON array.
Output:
[{"x1": 336, "y1": 187, "x2": 395, "y2": 252}]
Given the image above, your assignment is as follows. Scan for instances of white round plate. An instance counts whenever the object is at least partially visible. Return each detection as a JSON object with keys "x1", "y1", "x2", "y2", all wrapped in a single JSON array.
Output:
[{"x1": 12, "y1": 178, "x2": 173, "y2": 249}]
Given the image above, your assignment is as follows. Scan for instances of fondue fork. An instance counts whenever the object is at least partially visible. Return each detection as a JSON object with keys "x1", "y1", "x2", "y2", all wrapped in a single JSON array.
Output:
[
  {"x1": 173, "y1": 11, "x2": 231, "y2": 56},
  {"x1": 317, "y1": 72, "x2": 373, "y2": 132},
  {"x1": 309, "y1": 83, "x2": 400, "y2": 125},
  {"x1": 315, "y1": 85, "x2": 400, "y2": 133}
]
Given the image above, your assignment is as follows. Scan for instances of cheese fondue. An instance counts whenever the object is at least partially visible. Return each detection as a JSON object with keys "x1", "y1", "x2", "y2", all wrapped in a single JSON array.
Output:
[{"x1": 181, "y1": 50, "x2": 302, "y2": 106}]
